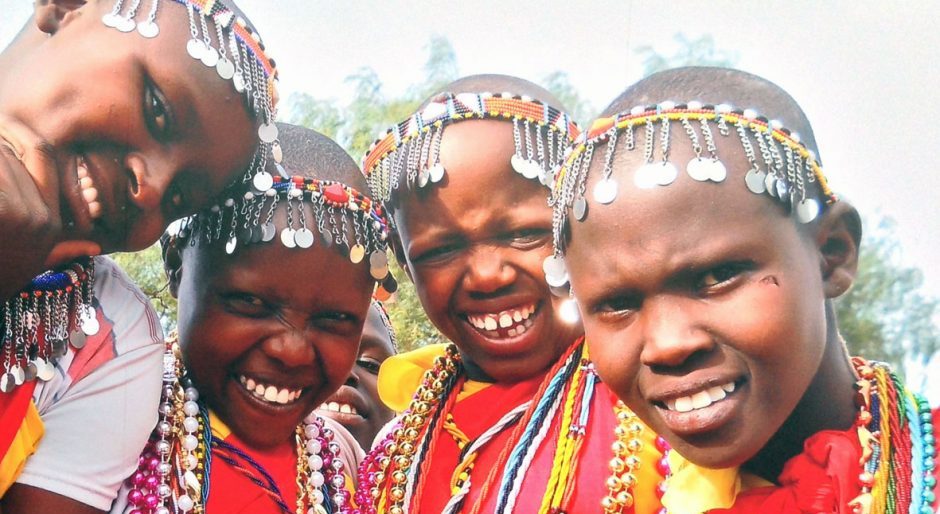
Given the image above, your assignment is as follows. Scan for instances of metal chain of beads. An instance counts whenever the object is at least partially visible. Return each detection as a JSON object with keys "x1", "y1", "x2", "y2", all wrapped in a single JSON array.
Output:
[
  {"x1": 601, "y1": 402, "x2": 646, "y2": 513},
  {"x1": 352, "y1": 344, "x2": 463, "y2": 514},
  {"x1": 0, "y1": 258, "x2": 97, "y2": 393}
]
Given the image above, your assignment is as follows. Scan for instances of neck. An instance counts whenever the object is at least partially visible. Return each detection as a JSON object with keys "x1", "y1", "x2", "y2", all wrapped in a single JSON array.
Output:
[{"x1": 743, "y1": 303, "x2": 858, "y2": 481}]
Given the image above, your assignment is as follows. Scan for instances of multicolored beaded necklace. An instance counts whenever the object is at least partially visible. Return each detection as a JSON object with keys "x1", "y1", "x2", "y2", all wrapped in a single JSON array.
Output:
[
  {"x1": 353, "y1": 339, "x2": 617, "y2": 514},
  {"x1": 0, "y1": 257, "x2": 97, "y2": 393},
  {"x1": 123, "y1": 337, "x2": 352, "y2": 514}
]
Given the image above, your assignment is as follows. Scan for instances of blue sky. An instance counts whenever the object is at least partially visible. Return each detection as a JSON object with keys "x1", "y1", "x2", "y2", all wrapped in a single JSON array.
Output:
[{"x1": 3, "y1": 0, "x2": 938, "y2": 396}]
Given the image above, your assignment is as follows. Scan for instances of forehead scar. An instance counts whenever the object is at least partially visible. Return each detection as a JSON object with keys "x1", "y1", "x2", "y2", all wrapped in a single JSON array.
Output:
[{"x1": 760, "y1": 275, "x2": 780, "y2": 286}]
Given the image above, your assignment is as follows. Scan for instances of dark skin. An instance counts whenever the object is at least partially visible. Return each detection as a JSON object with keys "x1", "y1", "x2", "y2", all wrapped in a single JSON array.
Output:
[
  {"x1": 0, "y1": 0, "x2": 257, "y2": 301},
  {"x1": 565, "y1": 111, "x2": 861, "y2": 480},
  {"x1": 393, "y1": 119, "x2": 582, "y2": 383},
  {"x1": 318, "y1": 306, "x2": 397, "y2": 449}
]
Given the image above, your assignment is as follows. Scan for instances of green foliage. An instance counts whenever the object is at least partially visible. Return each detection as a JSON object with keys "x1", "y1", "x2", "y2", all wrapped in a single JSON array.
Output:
[
  {"x1": 835, "y1": 217, "x2": 939, "y2": 372},
  {"x1": 635, "y1": 33, "x2": 740, "y2": 77},
  {"x1": 111, "y1": 244, "x2": 176, "y2": 333},
  {"x1": 541, "y1": 71, "x2": 594, "y2": 123}
]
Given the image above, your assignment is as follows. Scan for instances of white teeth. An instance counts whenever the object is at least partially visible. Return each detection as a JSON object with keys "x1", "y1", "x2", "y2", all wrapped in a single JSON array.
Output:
[
  {"x1": 76, "y1": 157, "x2": 102, "y2": 220},
  {"x1": 664, "y1": 381, "x2": 737, "y2": 413},
  {"x1": 79, "y1": 176, "x2": 94, "y2": 189},
  {"x1": 467, "y1": 303, "x2": 538, "y2": 337},
  {"x1": 512, "y1": 310, "x2": 522, "y2": 322},
  {"x1": 690, "y1": 390, "x2": 711, "y2": 409},
  {"x1": 275, "y1": 388, "x2": 289, "y2": 404},
  {"x1": 499, "y1": 314, "x2": 513, "y2": 328},
  {"x1": 246, "y1": 378, "x2": 256, "y2": 390},
  {"x1": 254, "y1": 384, "x2": 265, "y2": 395},
  {"x1": 263, "y1": 386, "x2": 278, "y2": 402},
  {"x1": 674, "y1": 396, "x2": 693, "y2": 413},
  {"x1": 507, "y1": 327, "x2": 517, "y2": 337},
  {"x1": 706, "y1": 386, "x2": 727, "y2": 402},
  {"x1": 516, "y1": 323, "x2": 527, "y2": 335},
  {"x1": 339, "y1": 404, "x2": 352, "y2": 414},
  {"x1": 82, "y1": 187, "x2": 98, "y2": 203},
  {"x1": 483, "y1": 317, "x2": 497, "y2": 331}
]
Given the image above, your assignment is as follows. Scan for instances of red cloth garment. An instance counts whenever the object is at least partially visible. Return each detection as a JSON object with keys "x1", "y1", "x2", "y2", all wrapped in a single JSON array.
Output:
[{"x1": 205, "y1": 431, "x2": 299, "y2": 514}]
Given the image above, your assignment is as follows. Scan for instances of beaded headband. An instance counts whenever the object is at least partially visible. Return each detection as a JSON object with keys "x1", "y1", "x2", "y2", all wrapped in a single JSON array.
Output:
[
  {"x1": 0, "y1": 259, "x2": 98, "y2": 392},
  {"x1": 544, "y1": 102, "x2": 837, "y2": 289},
  {"x1": 102, "y1": 0, "x2": 281, "y2": 191},
  {"x1": 174, "y1": 175, "x2": 394, "y2": 285},
  {"x1": 361, "y1": 91, "x2": 581, "y2": 204}
]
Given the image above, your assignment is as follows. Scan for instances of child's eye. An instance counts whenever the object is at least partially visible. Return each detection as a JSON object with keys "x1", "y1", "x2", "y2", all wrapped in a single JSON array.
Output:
[
  {"x1": 505, "y1": 228, "x2": 550, "y2": 249},
  {"x1": 595, "y1": 294, "x2": 642, "y2": 317},
  {"x1": 356, "y1": 358, "x2": 382, "y2": 375},
  {"x1": 143, "y1": 80, "x2": 173, "y2": 140},
  {"x1": 412, "y1": 244, "x2": 461, "y2": 265},
  {"x1": 223, "y1": 293, "x2": 268, "y2": 316},
  {"x1": 695, "y1": 262, "x2": 752, "y2": 292}
]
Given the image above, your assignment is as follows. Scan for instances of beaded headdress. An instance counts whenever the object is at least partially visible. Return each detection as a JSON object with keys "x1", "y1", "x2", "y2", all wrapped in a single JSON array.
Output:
[
  {"x1": 544, "y1": 102, "x2": 837, "y2": 289},
  {"x1": 171, "y1": 173, "x2": 394, "y2": 287},
  {"x1": 0, "y1": 259, "x2": 98, "y2": 392},
  {"x1": 361, "y1": 91, "x2": 581, "y2": 205},
  {"x1": 102, "y1": 0, "x2": 281, "y2": 191}
]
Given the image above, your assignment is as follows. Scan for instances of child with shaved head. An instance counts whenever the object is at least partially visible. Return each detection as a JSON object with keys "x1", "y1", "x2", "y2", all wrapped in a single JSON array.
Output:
[
  {"x1": 551, "y1": 66, "x2": 937, "y2": 513},
  {"x1": 111, "y1": 123, "x2": 387, "y2": 514},
  {"x1": 355, "y1": 74, "x2": 663, "y2": 514},
  {"x1": 0, "y1": 1, "x2": 279, "y2": 512}
]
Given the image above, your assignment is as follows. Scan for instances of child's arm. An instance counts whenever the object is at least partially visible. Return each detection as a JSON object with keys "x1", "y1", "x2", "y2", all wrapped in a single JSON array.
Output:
[
  {"x1": 0, "y1": 115, "x2": 98, "y2": 300},
  {"x1": 1, "y1": 484, "x2": 104, "y2": 514}
]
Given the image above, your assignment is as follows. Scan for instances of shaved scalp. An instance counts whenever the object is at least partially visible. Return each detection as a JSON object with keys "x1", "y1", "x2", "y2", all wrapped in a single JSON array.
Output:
[
  {"x1": 604, "y1": 67, "x2": 820, "y2": 161},
  {"x1": 422, "y1": 73, "x2": 569, "y2": 113},
  {"x1": 271, "y1": 123, "x2": 366, "y2": 191}
]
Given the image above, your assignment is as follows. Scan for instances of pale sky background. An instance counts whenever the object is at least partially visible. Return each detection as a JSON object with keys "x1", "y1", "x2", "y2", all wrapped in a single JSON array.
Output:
[{"x1": 2, "y1": 1, "x2": 939, "y2": 397}]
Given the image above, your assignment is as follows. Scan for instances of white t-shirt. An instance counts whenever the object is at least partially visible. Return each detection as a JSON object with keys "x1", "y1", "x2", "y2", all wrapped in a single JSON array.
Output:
[{"x1": 15, "y1": 256, "x2": 164, "y2": 510}]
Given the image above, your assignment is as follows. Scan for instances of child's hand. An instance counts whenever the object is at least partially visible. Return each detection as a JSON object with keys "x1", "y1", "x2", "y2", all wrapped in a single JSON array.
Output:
[{"x1": 0, "y1": 115, "x2": 99, "y2": 300}]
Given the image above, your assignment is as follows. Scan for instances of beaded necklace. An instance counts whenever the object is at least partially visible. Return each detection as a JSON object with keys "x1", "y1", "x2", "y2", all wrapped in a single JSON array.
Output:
[
  {"x1": 125, "y1": 337, "x2": 352, "y2": 514},
  {"x1": 355, "y1": 339, "x2": 605, "y2": 514},
  {"x1": 0, "y1": 258, "x2": 97, "y2": 393}
]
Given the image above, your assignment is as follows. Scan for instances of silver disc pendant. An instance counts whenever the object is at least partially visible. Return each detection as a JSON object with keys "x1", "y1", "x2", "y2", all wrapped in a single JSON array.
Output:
[
  {"x1": 258, "y1": 123, "x2": 279, "y2": 144},
  {"x1": 321, "y1": 230, "x2": 333, "y2": 247},
  {"x1": 294, "y1": 228, "x2": 315, "y2": 249},
  {"x1": 370, "y1": 251, "x2": 389, "y2": 280},
  {"x1": 708, "y1": 159, "x2": 727, "y2": 182},
  {"x1": 70, "y1": 329, "x2": 87, "y2": 349},
  {"x1": 0, "y1": 373, "x2": 14, "y2": 393},
  {"x1": 52, "y1": 338, "x2": 68, "y2": 358},
  {"x1": 745, "y1": 169, "x2": 767, "y2": 194},
  {"x1": 250, "y1": 225, "x2": 263, "y2": 244},
  {"x1": 200, "y1": 46, "x2": 219, "y2": 67},
  {"x1": 510, "y1": 154, "x2": 528, "y2": 175},
  {"x1": 350, "y1": 244, "x2": 366, "y2": 264},
  {"x1": 573, "y1": 197, "x2": 588, "y2": 221},
  {"x1": 102, "y1": 13, "x2": 119, "y2": 27},
  {"x1": 272, "y1": 141, "x2": 284, "y2": 164},
  {"x1": 655, "y1": 162, "x2": 679, "y2": 186},
  {"x1": 634, "y1": 163, "x2": 659, "y2": 189},
  {"x1": 116, "y1": 16, "x2": 136, "y2": 33},
  {"x1": 252, "y1": 171, "x2": 274, "y2": 192},
  {"x1": 25, "y1": 361, "x2": 38, "y2": 381},
  {"x1": 775, "y1": 179, "x2": 789, "y2": 199},
  {"x1": 261, "y1": 223, "x2": 276, "y2": 242},
  {"x1": 80, "y1": 307, "x2": 99, "y2": 336},
  {"x1": 796, "y1": 198, "x2": 820, "y2": 224},
  {"x1": 524, "y1": 161, "x2": 541, "y2": 180},
  {"x1": 186, "y1": 39, "x2": 206, "y2": 60},
  {"x1": 225, "y1": 236, "x2": 238, "y2": 254},
  {"x1": 12, "y1": 365, "x2": 24, "y2": 386},
  {"x1": 687, "y1": 158, "x2": 712, "y2": 181},
  {"x1": 216, "y1": 57, "x2": 235, "y2": 80},
  {"x1": 36, "y1": 359, "x2": 55, "y2": 382},
  {"x1": 137, "y1": 21, "x2": 159, "y2": 38},
  {"x1": 542, "y1": 255, "x2": 569, "y2": 288},
  {"x1": 233, "y1": 72, "x2": 246, "y2": 93},
  {"x1": 417, "y1": 168, "x2": 430, "y2": 188},
  {"x1": 429, "y1": 163, "x2": 446, "y2": 183},
  {"x1": 593, "y1": 178, "x2": 618, "y2": 204},
  {"x1": 765, "y1": 173, "x2": 778, "y2": 198},
  {"x1": 280, "y1": 228, "x2": 297, "y2": 248}
]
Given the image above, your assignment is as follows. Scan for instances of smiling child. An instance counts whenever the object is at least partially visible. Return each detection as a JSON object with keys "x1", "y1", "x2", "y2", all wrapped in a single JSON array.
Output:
[
  {"x1": 355, "y1": 74, "x2": 663, "y2": 514},
  {"x1": 109, "y1": 123, "x2": 389, "y2": 514},
  {"x1": 551, "y1": 66, "x2": 937, "y2": 513},
  {"x1": 0, "y1": 1, "x2": 279, "y2": 512}
]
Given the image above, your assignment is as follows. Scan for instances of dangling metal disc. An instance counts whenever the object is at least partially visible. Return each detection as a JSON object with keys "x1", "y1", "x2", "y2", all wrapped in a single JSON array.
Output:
[
  {"x1": 796, "y1": 198, "x2": 820, "y2": 224},
  {"x1": 655, "y1": 162, "x2": 679, "y2": 186},
  {"x1": 429, "y1": 163, "x2": 445, "y2": 183},
  {"x1": 258, "y1": 123, "x2": 279, "y2": 144},
  {"x1": 80, "y1": 307, "x2": 99, "y2": 336},
  {"x1": 186, "y1": 39, "x2": 206, "y2": 60},
  {"x1": 573, "y1": 197, "x2": 588, "y2": 221},
  {"x1": 349, "y1": 244, "x2": 366, "y2": 264},
  {"x1": 116, "y1": 16, "x2": 136, "y2": 33},
  {"x1": 36, "y1": 359, "x2": 55, "y2": 382},
  {"x1": 294, "y1": 228, "x2": 315, "y2": 249},
  {"x1": 25, "y1": 361, "x2": 38, "y2": 382},
  {"x1": 634, "y1": 163, "x2": 659, "y2": 189},
  {"x1": 0, "y1": 373, "x2": 14, "y2": 393},
  {"x1": 137, "y1": 21, "x2": 159, "y2": 38},
  {"x1": 320, "y1": 230, "x2": 333, "y2": 247},
  {"x1": 225, "y1": 236, "x2": 237, "y2": 255},
  {"x1": 543, "y1": 255, "x2": 569, "y2": 288},
  {"x1": 687, "y1": 157, "x2": 712, "y2": 182},
  {"x1": 70, "y1": 329, "x2": 87, "y2": 349},
  {"x1": 593, "y1": 178, "x2": 619, "y2": 204},
  {"x1": 200, "y1": 46, "x2": 219, "y2": 67},
  {"x1": 216, "y1": 58, "x2": 235, "y2": 80},
  {"x1": 764, "y1": 173, "x2": 778, "y2": 198},
  {"x1": 745, "y1": 169, "x2": 767, "y2": 194},
  {"x1": 261, "y1": 223, "x2": 276, "y2": 242},
  {"x1": 12, "y1": 365, "x2": 24, "y2": 386},
  {"x1": 102, "y1": 13, "x2": 119, "y2": 27},
  {"x1": 280, "y1": 228, "x2": 297, "y2": 248},
  {"x1": 369, "y1": 251, "x2": 389, "y2": 280},
  {"x1": 252, "y1": 171, "x2": 274, "y2": 192}
]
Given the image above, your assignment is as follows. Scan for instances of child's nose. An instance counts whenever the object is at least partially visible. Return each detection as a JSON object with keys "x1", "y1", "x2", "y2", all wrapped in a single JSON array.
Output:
[
  {"x1": 639, "y1": 296, "x2": 714, "y2": 368},
  {"x1": 124, "y1": 152, "x2": 173, "y2": 212},
  {"x1": 462, "y1": 247, "x2": 516, "y2": 295},
  {"x1": 261, "y1": 329, "x2": 317, "y2": 369}
]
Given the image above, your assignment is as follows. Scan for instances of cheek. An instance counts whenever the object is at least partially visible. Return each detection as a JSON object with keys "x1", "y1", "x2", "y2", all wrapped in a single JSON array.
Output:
[
  {"x1": 319, "y1": 339, "x2": 359, "y2": 389},
  {"x1": 583, "y1": 319, "x2": 639, "y2": 400}
]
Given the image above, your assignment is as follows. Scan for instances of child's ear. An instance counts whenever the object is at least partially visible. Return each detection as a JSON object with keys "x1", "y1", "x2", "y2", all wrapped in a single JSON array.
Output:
[
  {"x1": 34, "y1": 0, "x2": 86, "y2": 35},
  {"x1": 163, "y1": 244, "x2": 184, "y2": 299},
  {"x1": 389, "y1": 229, "x2": 413, "y2": 283},
  {"x1": 814, "y1": 201, "x2": 862, "y2": 299}
]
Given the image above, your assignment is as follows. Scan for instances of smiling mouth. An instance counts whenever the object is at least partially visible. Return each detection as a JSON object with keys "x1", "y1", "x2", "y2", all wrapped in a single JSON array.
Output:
[
  {"x1": 660, "y1": 381, "x2": 737, "y2": 413},
  {"x1": 237, "y1": 374, "x2": 305, "y2": 406},
  {"x1": 464, "y1": 303, "x2": 538, "y2": 339},
  {"x1": 76, "y1": 155, "x2": 103, "y2": 220},
  {"x1": 317, "y1": 401, "x2": 360, "y2": 417}
]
